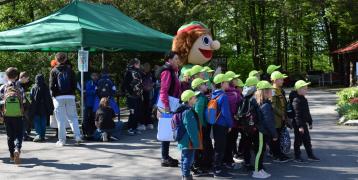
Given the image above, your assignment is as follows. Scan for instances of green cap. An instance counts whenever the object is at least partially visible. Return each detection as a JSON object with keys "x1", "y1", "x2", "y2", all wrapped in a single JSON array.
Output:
[
  {"x1": 183, "y1": 69, "x2": 192, "y2": 77},
  {"x1": 181, "y1": 90, "x2": 200, "y2": 102},
  {"x1": 249, "y1": 70, "x2": 261, "y2": 77},
  {"x1": 294, "y1": 80, "x2": 311, "y2": 90},
  {"x1": 256, "y1": 80, "x2": 273, "y2": 90},
  {"x1": 225, "y1": 71, "x2": 240, "y2": 79},
  {"x1": 271, "y1": 71, "x2": 288, "y2": 81},
  {"x1": 213, "y1": 73, "x2": 231, "y2": 84},
  {"x1": 191, "y1": 78, "x2": 208, "y2": 89},
  {"x1": 267, "y1": 65, "x2": 281, "y2": 74},
  {"x1": 245, "y1": 77, "x2": 259, "y2": 87},
  {"x1": 203, "y1": 66, "x2": 215, "y2": 73},
  {"x1": 235, "y1": 79, "x2": 245, "y2": 87},
  {"x1": 190, "y1": 65, "x2": 205, "y2": 76}
]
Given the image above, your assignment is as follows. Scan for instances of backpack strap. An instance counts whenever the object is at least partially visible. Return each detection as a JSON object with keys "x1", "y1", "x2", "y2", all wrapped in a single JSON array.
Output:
[{"x1": 214, "y1": 94, "x2": 224, "y2": 123}]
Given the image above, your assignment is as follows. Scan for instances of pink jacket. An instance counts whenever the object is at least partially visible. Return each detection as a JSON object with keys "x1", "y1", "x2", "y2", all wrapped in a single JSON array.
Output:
[{"x1": 159, "y1": 64, "x2": 181, "y2": 109}]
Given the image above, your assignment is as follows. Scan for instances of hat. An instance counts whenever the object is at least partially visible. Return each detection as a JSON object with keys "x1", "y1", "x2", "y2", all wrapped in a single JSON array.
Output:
[
  {"x1": 256, "y1": 81, "x2": 273, "y2": 90},
  {"x1": 267, "y1": 65, "x2": 281, "y2": 74},
  {"x1": 225, "y1": 71, "x2": 240, "y2": 79},
  {"x1": 213, "y1": 73, "x2": 231, "y2": 84},
  {"x1": 245, "y1": 77, "x2": 259, "y2": 87},
  {"x1": 235, "y1": 79, "x2": 245, "y2": 88},
  {"x1": 295, "y1": 80, "x2": 311, "y2": 90},
  {"x1": 177, "y1": 21, "x2": 208, "y2": 35},
  {"x1": 203, "y1": 66, "x2": 214, "y2": 73},
  {"x1": 190, "y1": 65, "x2": 205, "y2": 76},
  {"x1": 181, "y1": 90, "x2": 200, "y2": 102},
  {"x1": 183, "y1": 69, "x2": 192, "y2": 77},
  {"x1": 271, "y1": 71, "x2": 288, "y2": 81},
  {"x1": 191, "y1": 78, "x2": 208, "y2": 89},
  {"x1": 249, "y1": 70, "x2": 261, "y2": 77}
]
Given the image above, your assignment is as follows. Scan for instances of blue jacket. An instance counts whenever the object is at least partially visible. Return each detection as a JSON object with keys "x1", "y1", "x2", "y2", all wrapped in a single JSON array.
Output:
[
  {"x1": 211, "y1": 90, "x2": 233, "y2": 128},
  {"x1": 259, "y1": 100, "x2": 278, "y2": 138},
  {"x1": 85, "y1": 80, "x2": 97, "y2": 107}
]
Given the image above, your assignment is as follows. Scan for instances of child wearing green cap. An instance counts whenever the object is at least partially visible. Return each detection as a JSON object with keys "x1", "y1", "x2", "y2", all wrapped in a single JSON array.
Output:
[
  {"x1": 289, "y1": 80, "x2": 320, "y2": 163},
  {"x1": 177, "y1": 90, "x2": 202, "y2": 180},
  {"x1": 181, "y1": 69, "x2": 192, "y2": 92},
  {"x1": 270, "y1": 71, "x2": 291, "y2": 163},
  {"x1": 191, "y1": 78, "x2": 213, "y2": 175}
]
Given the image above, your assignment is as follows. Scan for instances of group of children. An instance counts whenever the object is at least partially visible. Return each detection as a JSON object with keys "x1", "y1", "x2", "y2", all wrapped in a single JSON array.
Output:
[{"x1": 173, "y1": 64, "x2": 320, "y2": 179}]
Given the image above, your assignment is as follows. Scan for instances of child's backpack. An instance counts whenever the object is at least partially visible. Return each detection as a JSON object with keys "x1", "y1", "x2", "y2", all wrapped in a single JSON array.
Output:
[
  {"x1": 280, "y1": 127, "x2": 291, "y2": 154},
  {"x1": 3, "y1": 85, "x2": 24, "y2": 117},
  {"x1": 207, "y1": 94, "x2": 223, "y2": 125},
  {"x1": 171, "y1": 105, "x2": 190, "y2": 141},
  {"x1": 56, "y1": 67, "x2": 71, "y2": 93},
  {"x1": 96, "y1": 78, "x2": 114, "y2": 98},
  {"x1": 237, "y1": 96, "x2": 258, "y2": 135}
]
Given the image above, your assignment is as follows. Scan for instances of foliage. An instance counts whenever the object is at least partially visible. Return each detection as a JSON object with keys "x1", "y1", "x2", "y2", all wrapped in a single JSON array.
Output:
[{"x1": 336, "y1": 87, "x2": 358, "y2": 120}]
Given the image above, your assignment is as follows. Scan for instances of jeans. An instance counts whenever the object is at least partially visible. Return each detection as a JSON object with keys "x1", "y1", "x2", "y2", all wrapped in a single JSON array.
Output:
[
  {"x1": 213, "y1": 124, "x2": 228, "y2": 171},
  {"x1": 53, "y1": 97, "x2": 81, "y2": 142},
  {"x1": 4, "y1": 117, "x2": 23, "y2": 154},
  {"x1": 127, "y1": 96, "x2": 143, "y2": 130},
  {"x1": 83, "y1": 106, "x2": 96, "y2": 136},
  {"x1": 294, "y1": 125, "x2": 313, "y2": 158},
  {"x1": 181, "y1": 149, "x2": 195, "y2": 177},
  {"x1": 34, "y1": 115, "x2": 47, "y2": 138}
]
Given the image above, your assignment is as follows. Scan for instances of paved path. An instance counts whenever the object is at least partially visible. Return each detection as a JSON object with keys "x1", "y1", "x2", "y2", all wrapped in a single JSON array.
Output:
[{"x1": 0, "y1": 89, "x2": 357, "y2": 180}]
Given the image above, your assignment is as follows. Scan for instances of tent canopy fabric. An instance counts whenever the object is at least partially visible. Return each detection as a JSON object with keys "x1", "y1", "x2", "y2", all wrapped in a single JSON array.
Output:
[
  {"x1": 0, "y1": 0, "x2": 173, "y2": 52},
  {"x1": 332, "y1": 40, "x2": 358, "y2": 54}
]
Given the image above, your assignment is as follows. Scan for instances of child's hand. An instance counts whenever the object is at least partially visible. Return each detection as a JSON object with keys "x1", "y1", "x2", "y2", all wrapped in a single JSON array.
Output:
[
  {"x1": 228, "y1": 128, "x2": 232, "y2": 132},
  {"x1": 273, "y1": 138, "x2": 278, "y2": 141},
  {"x1": 299, "y1": 127, "x2": 304, "y2": 133}
]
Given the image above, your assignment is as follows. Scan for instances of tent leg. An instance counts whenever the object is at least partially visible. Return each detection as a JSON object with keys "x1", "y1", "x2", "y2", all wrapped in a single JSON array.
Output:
[
  {"x1": 101, "y1": 52, "x2": 104, "y2": 70},
  {"x1": 80, "y1": 47, "x2": 84, "y2": 123}
]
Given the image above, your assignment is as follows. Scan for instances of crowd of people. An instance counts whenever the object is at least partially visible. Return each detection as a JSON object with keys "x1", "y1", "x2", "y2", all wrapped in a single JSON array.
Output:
[{"x1": 0, "y1": 51, "x2": 320, "y2": 180}]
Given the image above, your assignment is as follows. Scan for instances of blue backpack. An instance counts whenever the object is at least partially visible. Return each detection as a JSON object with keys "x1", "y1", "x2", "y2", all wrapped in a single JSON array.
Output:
[
  {"x1": 96, "y1": 78, "x2": 115, "y2": 98},
  {"x1": 171, "y1": 106, "x2": 190, "y2": 141},
  {"x1": 57, "y1": 67, "x2": 71, "y2": 93}
]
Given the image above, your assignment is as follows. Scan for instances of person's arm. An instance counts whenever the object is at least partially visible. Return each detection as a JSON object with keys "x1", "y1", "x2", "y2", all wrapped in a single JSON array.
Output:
[
  {"x1": 49, "y1": 70, "x2": 56, "y2": 96},
  {"x1": 261, "y1": 103, "x2": 278, "y2": 138},
  {"x1": 194, "y1": 96, "x2": 205, "y2": 125},
  {"x1": 306, "y1": 98, "x2": 313, "y2": 126},
  {"x1": 293, "y1": 97, "x2": 306, "y2": 128},
  {"x1": 86, "y1": 81, "x2": 96, "y2": 96},
  {"x1": 183, "y1": 110, "x2": 200, "y2": 148},
  {"x1": 271, "y1": 95, "x2": 283, "y2": 120},
  {"x1": 159, "y1": 70, "x2": 172, "y2": 111},
  {"x1": 221, "y1": 95, "x2": 233, "y2": 128},
  {"x1": 71, "y1": 69, "x2": 77, "y2": 93},
  {"x1": 94, "y1": 111, "x2": 100, "y2": 128}
]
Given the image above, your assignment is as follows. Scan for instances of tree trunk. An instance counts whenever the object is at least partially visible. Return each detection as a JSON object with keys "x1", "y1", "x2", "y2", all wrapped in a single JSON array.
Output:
[
  {"x1": 259, "y1": 0, "x2": 266, "y2": 68},
  {"x1": 249, "y1": 0, "x2": 260, "y2": 68},
  {"x1": 275, "y1": 18, "x2": 282, "y2": 66}
]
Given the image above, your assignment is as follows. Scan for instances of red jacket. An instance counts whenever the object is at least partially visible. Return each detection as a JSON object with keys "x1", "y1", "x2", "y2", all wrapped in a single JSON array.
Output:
[{"x1": 159, "y1": 63, "x2": 181, "y2": 109}]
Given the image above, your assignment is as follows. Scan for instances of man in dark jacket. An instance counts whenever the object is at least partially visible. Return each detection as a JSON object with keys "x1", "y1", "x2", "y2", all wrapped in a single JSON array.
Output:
[
  {"x1": 121, "y1": 58, "x2": 144, "y2": 135},
  {"x1": 49, "y1": 52, "x2": 83, "y2": 146},
  {"x1": 290, "y1": 80, "x2": 320, "y2": 163}
]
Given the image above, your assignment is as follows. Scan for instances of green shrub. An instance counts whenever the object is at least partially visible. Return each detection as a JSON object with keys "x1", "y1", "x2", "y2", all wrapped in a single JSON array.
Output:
[{"x1": 336, "y1": 87, "x2": 358, "y2": 120}]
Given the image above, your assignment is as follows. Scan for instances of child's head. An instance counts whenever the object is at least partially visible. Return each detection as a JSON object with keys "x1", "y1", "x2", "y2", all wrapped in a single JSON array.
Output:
[
  {"x1": 5, "y1": 67, "x2": 19, "y2": 82},
  {"x1": 245, "y1": 76, "x2": 259, "y2": 88},
  {"x1": 295, "y1": 80, "x2": 310, "y2": 96},
  {"x1": 19, "y1": 71, "x2": 30, "y2": 83},
  {"x1": 181, "y1": 90, "x2": 199, "y2": 106},
  {"x1": 190, "y1": 65, "x2": 205, "y2": 79},
  {"x1": 255, "y1": 81, "x2": 273, "y2": 105},
  {"x1": 249, "y1": 70, "x2": 261, "y2": 80},
  {"x1": 55, "y1": 52, "x2": 67, "y2": 64},
  {"x1": 191, "y1": 78, "x2": 208, "y2": 93},
  {"x1": 99, "y1": 97, "x2": 110, "y2": 108},
  {"x1": 271, "y1": 71, "x2": 287, "y2": 87},
  {"x1": 225, "y1": 71, "x2": 240, "y2": 87},
  {"x1": 233, "y1": 79, "x2": 244, "y2": 92},
  {"x1": 213, "y1": 74, "x2": 231, "y2": 90},
  {"x1": 91, "y1": 72, "x2": 99, "y2": 81},
  {"x1": 129, "y1": 58, "x2": 141, "y2": 69},
  {"x1": 182, "y1": 69, "x2": 191, "y2": 82},
  {"x1": 203, "y1": 66, "x2": 214, "y2": 77}
]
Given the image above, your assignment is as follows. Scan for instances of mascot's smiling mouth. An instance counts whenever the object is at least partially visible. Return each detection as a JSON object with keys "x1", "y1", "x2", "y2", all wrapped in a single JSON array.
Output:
[{"x1": 199, "y1": 48, "x2": 213, "y2": 59}]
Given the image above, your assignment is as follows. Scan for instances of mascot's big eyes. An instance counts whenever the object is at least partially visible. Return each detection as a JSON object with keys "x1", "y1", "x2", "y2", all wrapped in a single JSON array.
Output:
[{"x1": 202, "y1": 36, "x2": 210, "y2": 46}]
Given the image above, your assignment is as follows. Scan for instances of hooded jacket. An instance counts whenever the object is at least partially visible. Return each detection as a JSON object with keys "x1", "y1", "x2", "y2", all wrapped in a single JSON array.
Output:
[
  {"x1": 211, "y1": 90, "x2": 233, "y2": 128},
  {"x1": 259, "y1": 100, "x2": 278, "y2": 138},
  {"x1": 226, "y1": 85, "x2": 243, "y2": 127},
  {"x1": 178, "y1": 104, "x2": 202, "y2": 150},
  {"x1": 194, "y1": 92, "x2": 208, "y2": 128},
  {"x1": 289, "y1": 90, "x2": 313, "y2": 128},
  {"x1": 271, "y1": 88, "x2": 287, "y2": 128},
  {"x1": 49, "y1": 64, "x2": 76, "y2": 97},
  {"x1": 85, "y1": 79, "x2": 97, "y2": 108},
  {"x1": 122, "y1": 65, "x2": 143, "y2": 98},
  {"x1": 30, "y1": 74, "x2": 54, "y2": 117}
]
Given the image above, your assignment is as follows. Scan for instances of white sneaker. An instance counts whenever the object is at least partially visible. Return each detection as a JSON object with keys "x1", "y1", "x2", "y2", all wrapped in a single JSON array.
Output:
[
  {"x1": 102, "y1": 132, "x2": 108, "y2": 142},
  {"x1": 75, "y1": 137, "x2": 84, "y2": 144},
  {"x1": 252, "y1": 170, "x2": 270, "y2": 179},
  {"x1": 146, "y1": 124, "x2": 154, "y2": 130},
  {"x1": 137, "y1": 124, "x2": 146, "y2": 131},
  {"x1": 56, "y1": 140, "x2": 65, "y2": 147},
  {"x1": 260, "y1": 170, "x2": 271, "y2": 178}
]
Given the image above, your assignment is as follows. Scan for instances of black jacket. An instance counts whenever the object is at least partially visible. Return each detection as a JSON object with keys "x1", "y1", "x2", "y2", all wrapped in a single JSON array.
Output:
[
  {"x1": 121, "y1": 65, "x2": 143, "y2": 98},
  {"x1": 30, "y1": 74, "x2": 54, "y2": 118},
  {"x1": 290, "y1": 91, "x2": 313, "y2": 128},
  {"x1": 49, "y1": 64, "x2": 76, "y2": 97},
  {"x1": 95, "y1": 106, "x2": 116, "y2": 130}
]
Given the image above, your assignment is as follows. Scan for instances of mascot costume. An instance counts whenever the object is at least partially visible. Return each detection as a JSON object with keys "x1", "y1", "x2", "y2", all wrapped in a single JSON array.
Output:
[{"x1": 172, "y1": 21, "x2": 220, "y2": 78}]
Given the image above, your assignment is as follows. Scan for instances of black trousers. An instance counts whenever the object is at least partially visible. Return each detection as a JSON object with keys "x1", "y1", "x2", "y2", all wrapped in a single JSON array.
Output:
[
  {"x1": 142, "y1": 91, "x2": 153, "y2": 125},
  {"x1": 223, "y1": 127, "x2": 239, "y2": 164},
  {"x1": 293, "y1": 125, "x2": 313, "y2": 158},
  {"x1": 241, "y1": 131, "x2": 254, "y2": 165},
  {"x1": 127, "y1": 96, "x2": 143, "y2": 130},
  {"x1": 4, "y1": 117, "x2": 24, "y2": 154},
  {"x1": 213, "y1": 124, "x2": 228, "y2": 171},
  {"x1": 82, "y1": 106, "x2": 96, "y2": 137},
  {"x1": 194, "y1": 124, "x2": 214, "y2": 170},
  {"x1": 269, "y1": 128, "x2": 285, "y2": 158}
]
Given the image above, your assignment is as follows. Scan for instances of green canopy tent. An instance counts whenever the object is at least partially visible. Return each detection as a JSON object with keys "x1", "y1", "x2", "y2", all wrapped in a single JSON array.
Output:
[{"x1": 0, "y1": 0, "x2": 173, "y2": 120}]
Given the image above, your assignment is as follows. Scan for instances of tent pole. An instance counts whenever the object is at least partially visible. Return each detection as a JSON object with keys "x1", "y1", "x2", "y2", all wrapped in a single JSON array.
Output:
[
  {"x1": 80, "y1": 47, "x2": 85, "y2": 123},
  {"x1": 101, "y1": 52, "x2": 104, "y2": 70}
]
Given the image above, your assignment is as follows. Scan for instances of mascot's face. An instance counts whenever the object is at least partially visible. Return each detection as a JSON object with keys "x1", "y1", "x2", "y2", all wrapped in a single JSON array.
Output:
[{"x1": 188, "y1": 34, "x2": 220, "y2": 65}]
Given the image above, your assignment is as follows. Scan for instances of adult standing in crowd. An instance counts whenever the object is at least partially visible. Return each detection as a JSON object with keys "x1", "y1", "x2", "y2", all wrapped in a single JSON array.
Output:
[
  {"x1": 49, "y1": 52, "x2": 83, "y2": 146},
  {"x1": 83, "y1": 72, "x2": 99, "y2": 138},
  {"x1": 121, "y1": 58, "x2": 144, "y2": 135},
  {"x1": 140, "y1": 62, "x2": 155, "y2": 130},
  {"x1": 157, "y1": 51, "x2": 181, "y2": 167}
]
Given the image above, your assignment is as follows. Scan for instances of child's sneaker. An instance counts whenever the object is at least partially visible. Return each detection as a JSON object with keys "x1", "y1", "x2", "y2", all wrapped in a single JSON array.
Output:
[
  {"x1": 75, "y1": 137, "x2": 84, "y2": 144},
  {"x1": 137, "y1": 124, "x2": 146, "y2": 131},
  {"x1": 128, "y1": 129, "x2": 136, "y2": 136},
  {"x1": 33, "y1": 135, "x2": 42, "y2": 142},
  {"x1": 10, "y1": 154, "x2": 14, "y2": 163},
  {"x1": 14, "y1": 149, "x2": 21, "y2": 165},
  {"x1": 294, "y1": 157, "x2": 307, "y2": 163},
  {"x1": 56, "y1": 140, "x2": 65, "y2": 147},
  {"x1": 252, "y1": 170, "x2": 270, "y2": 179},
  {"x1": 213, "y1": 170, "x2": 232, "y2": 179},
  {"x1": 260, "y1": 170, "x2": 271, "y2": 178},
  {"x1": 102, "y1": 132, "x2": 109, "y2": 142},
  {"x1": 146, "y1": 124, "x2": 154, "y2": 130},
  {"x1": 308, "y1": 155, "x2": 320, "y2": 162}
]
